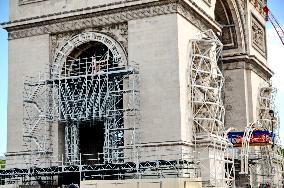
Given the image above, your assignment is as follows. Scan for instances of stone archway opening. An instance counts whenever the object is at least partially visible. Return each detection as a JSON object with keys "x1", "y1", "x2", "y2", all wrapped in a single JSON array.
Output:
[
  {"x1": 54, "y1": 32, "x2": 128, "y2": 165},
  {"x1": 65, "y1": 41, "x2": 122, "y2": 165},
  {"x1": 214, "y1": 0, "x2": 238, "y2": 50}
]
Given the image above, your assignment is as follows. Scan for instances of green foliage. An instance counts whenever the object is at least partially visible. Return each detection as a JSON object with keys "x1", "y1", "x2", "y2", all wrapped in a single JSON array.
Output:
[
  {"x1": 0, "y1": 160, "x2": 5, "y2": 169},
  {"x1": 281, "y1": 148, "x2": 284, "y2": 157}
]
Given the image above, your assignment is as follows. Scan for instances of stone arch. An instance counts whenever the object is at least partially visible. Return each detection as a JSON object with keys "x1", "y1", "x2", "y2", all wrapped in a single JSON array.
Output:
[
  {"x1": 214, "y1": 0, "x2": 246, "y2": 52},
  {"x1": 51, "y1": 31, "x2": 130, "y2": 164},
  {"x1": 52, "y1": 31, "x2": 127, "y2": 77}
]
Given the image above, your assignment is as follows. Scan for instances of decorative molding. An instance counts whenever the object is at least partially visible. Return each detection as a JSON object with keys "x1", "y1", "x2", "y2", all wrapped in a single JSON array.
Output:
[
  {"x1": 50, "y1": 23, "x2": 128, "y2": 64},
  {"x1": 52, "y1": 32, "x2": 128, "y2": 77},
  {"x1": 251, "y1": 14, "x2": 267, "y2": 57},
  {"x1": 233, "y1": 0, "x2": 248, "y2": 52},
  {"x1": 99, "y1": 23, "x2": 128, "y2": 51},
  {"x1": 5, "y1": 1, "x2": 220, "y2": 40},
  {"x1": 185, "y1": 0, "x2": 220, "y2": 28},
  {"x1": 222, "y1": 56, "x2": 272, "y2": 81},
  {"x1": 50, "y1": 31, "x2": 81, "y2": 62},
  {"x1": 240, "y1": 0, "x2": 246, "y2": 10},
  {"x1": 202, "y1": 0, "x2": 211, "y2": 6},
  {"x1": 19, "y1": 0, "x2": 47, "y2": 5},
  {"x1": 177, "y1": 1, "x2": 217, "y2": 32}
]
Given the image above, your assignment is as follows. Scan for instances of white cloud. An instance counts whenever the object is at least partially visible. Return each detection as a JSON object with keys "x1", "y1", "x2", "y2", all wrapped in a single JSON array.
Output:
[
  {"x1": 266, "y1": 25, "x2": 284, "y2": 144},
  {"x1": 267, "y1": 26, "x2": 284, "y2": 92}
]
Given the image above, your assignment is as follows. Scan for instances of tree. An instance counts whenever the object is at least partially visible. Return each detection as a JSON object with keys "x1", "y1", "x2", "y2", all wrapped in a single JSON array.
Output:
[
  {"x1": 0, "y1": 160, "x2": 5, "y2": 169},
  {"x1": 0, "y1": 159, "x2": 4, "y2": 185}
]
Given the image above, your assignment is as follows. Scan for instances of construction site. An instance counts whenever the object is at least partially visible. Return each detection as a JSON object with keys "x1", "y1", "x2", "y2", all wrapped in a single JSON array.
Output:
[{"x1": 0, "y1": 0, "x2": 284, "y2": 187}]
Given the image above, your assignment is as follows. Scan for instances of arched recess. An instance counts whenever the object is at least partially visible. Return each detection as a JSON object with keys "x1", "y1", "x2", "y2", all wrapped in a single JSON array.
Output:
[
  {"x1": 52, "y1": 31, "x2": 128, "y2": 77},
  {"x1": 214, "y1": 0, "x2": 246, "y2": 52},
  {"x1": 51, "y1": 31, "x2": 129, "y2": 164}
]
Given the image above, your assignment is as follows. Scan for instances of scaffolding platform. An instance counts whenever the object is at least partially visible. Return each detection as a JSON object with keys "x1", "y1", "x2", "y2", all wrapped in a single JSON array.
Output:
[{"x1": 0, "y1": 159, "x2": 197, "y2": 182}]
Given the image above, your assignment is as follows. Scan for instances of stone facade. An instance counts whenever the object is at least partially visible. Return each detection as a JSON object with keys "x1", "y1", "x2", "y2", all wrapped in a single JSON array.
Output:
[
  {"x1": 1, "y1": 0, "x2": 281, "y2": 187},
  {"x1": 3, "y1": 0, "x2": 223, "y2": 166}
]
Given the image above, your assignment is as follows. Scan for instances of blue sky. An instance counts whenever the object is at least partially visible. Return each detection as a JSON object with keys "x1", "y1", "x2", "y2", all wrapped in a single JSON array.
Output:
[
  {"x1": 266, "y1": 0, "x2": 284, "y2": 145},
  {"x1": 0, "y1": 0, "x2": 8, "y2": 157},
  {"x1": 0, "y1": 1, "x2": 284, "y2": 156}
]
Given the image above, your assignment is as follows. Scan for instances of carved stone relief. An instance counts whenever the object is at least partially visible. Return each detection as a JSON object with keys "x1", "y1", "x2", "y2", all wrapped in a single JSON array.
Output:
[
  {"x1": 240, "y1": 0, "x2": 246, "y2": 10},
  {"x1": 50, "y1": 31, "x2": 81, "y2": 62},
  {"x1": 99, "y1": 23, "x2": 128, "y2": 51},
  {"x1": 189, "y1": 32, "x2": 225, "y2": 133},
  {"x1": 50, "y1": 23, "x2": 128, "y2": 63},
  {"x1": 251, "y1": 15, "x2": 266, "y2": 56}
]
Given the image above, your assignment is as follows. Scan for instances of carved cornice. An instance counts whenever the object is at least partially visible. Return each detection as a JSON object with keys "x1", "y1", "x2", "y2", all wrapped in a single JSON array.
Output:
[
  {"x1": 2, "y1": 0, "x2": 221, "y2": 40},
  {"x1": 177, "y1": 1, "x2": 220, "y2": 32},
  {"x1": 19, "y1": 0, "x2": 47, "y2": 5},
  {"x1": 222, "y1": 55, "x2": 273, "y2": 81},
  {"x1": 181, "y1": 0, "x2": 220, "y2": 29}
]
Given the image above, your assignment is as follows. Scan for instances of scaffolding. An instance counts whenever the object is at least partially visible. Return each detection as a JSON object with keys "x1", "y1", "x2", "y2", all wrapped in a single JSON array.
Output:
[
  {"x1": 230, "y1": 85, "x2": 284, "y2": 187},
  {"x1": 188, "y1": 30, "x2": 235, "y2": 187},
  {"x1": 258, "y1": 86, "x2": 279, "y2": 132},
  {"x1": 22, "y1": 71, "x2": 54, "y2": 168},
  {"x1": 9, "y1": 32, "x2": 140, "y2": 184},
  {"x1": 51, "y1": 52, "x2": 140, "y2": 165},
  {"x1": 0, "y1": 31, "x2": 238, "y2": 187},
  {"x1": 249, "y1": 85, "x2": 283, "y2": 187}
]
